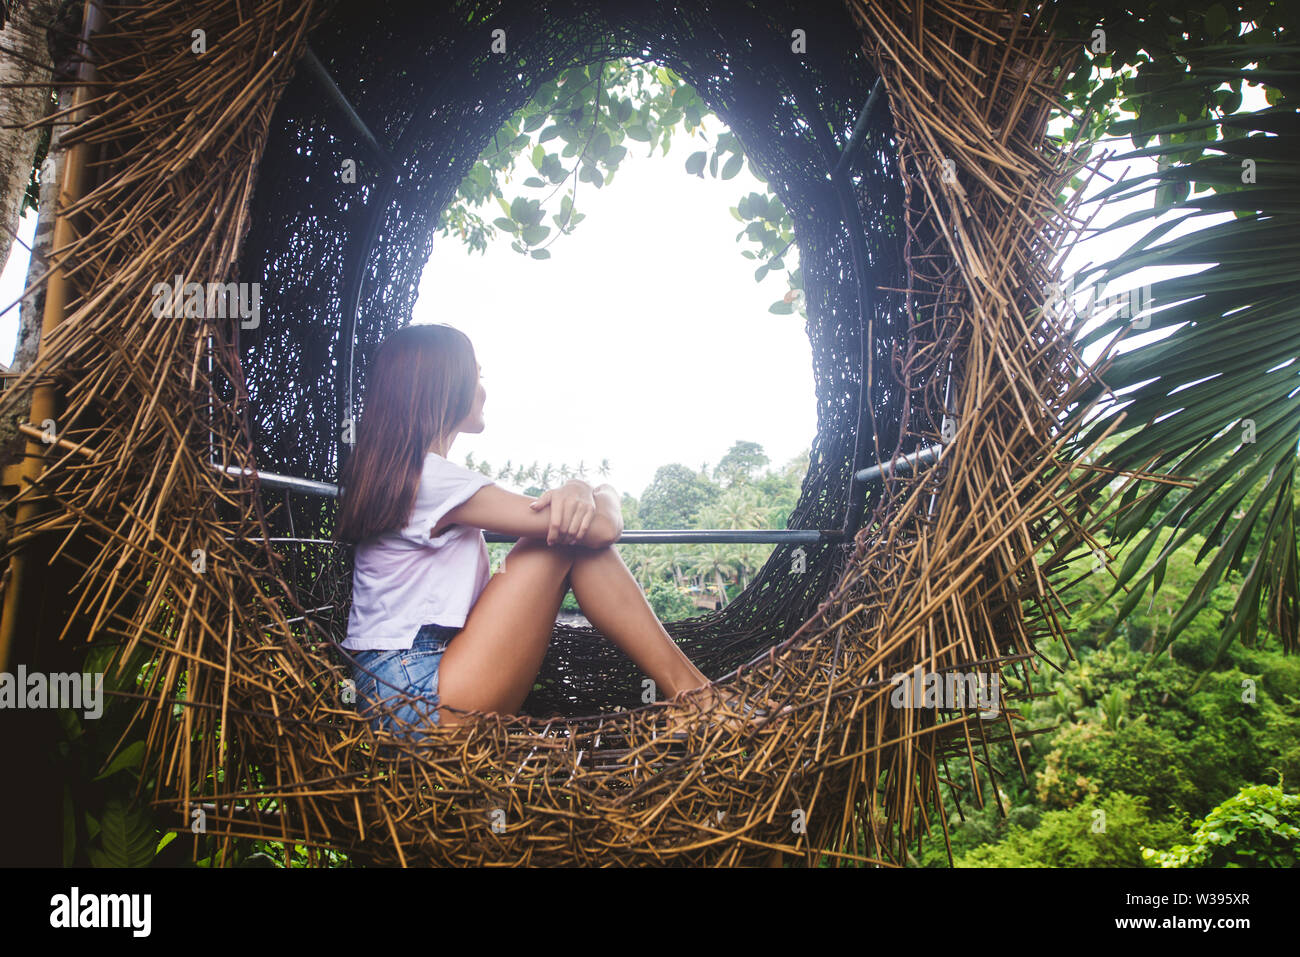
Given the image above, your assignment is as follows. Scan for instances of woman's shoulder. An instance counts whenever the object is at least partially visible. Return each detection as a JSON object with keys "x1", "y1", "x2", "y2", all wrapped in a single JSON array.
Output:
[{"x1": 421, "y1": 452, "x2": 494, "y2": 490}]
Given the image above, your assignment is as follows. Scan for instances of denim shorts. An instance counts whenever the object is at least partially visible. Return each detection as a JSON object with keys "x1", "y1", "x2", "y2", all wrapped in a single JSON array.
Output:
[{"x1": 350, "y1": 623, "x2": 460, "y2": 738}]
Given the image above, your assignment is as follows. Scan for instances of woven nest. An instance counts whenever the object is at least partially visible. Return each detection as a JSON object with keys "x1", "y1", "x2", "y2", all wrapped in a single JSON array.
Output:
[{"x1": 0, "y1": 0, "x2": 1118, "y2": 866}]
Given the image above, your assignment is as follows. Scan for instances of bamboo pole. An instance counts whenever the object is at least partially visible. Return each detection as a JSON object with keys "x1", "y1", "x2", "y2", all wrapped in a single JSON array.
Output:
[{"x1": 0, "y1": 0, "x2": 106, "y2": 671}]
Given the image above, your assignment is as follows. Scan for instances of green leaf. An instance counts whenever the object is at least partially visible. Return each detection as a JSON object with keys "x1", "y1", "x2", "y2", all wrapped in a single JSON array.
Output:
[
  {"x1": 510, "y1": 196, "x2": 541, "y2": 226},
  {"x1": 1055, "y1": 54, "x2": 1300, "y2": 660},
  {"x1": 523, "y1": 177, "x2": 546, "y2": 188},
  {"x1": 539, "y1": 125, "x2": 560, "y2": 143},
  {"x1": 57, "y1": 706, "x2": 82, "y2": 742},
  {"x1": 92, "y1": 797, "x2": 157, "y2": 868},
  {"x1": 530, "y1": 249, "x2": 551, "y2": 259},
  {"x1": 685, "y1": 151, "x2": 707, "y2": 176},
  {"x1": 93, "y1": 740, "x2": 145, "y2": 781},
  {"x1": 626, "y1": 125, "x2": 651, "y2": 142},
  {"x1": 768, "y1": 300, "x2": 794, "y2": 314},
  {"x1": 239, "y1": 851, "x2": 279, "y2": 867},
  {"x1": 493, "y1": 217, "x2": 518, "y2": 233},
  {"x1": 521, "y1": 224, "x2": 550, "y2": 245},
  {"x1": 523, "y1": 112, "x2": 547, "y2": 133},
  {"x1": 1204, "y1": 4, "x2": 1228, "y2": 38},
  {"x1": 540, "y1": 153, "x2": 566, "y2": 183},
  {"x1": 721, "y1": 153, "x2": 743, "y2": 180}
]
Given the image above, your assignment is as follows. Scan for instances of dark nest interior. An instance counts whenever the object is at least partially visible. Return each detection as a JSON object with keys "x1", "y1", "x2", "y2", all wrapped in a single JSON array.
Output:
[{"x1": 239, "y1": 0, "x2": 913, "y2": 719}]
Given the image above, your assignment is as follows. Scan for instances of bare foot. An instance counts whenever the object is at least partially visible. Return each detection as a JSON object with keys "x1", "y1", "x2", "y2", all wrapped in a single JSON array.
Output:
[{"x1": 659, "y1": 684, "x2": 791, "y2": 739}]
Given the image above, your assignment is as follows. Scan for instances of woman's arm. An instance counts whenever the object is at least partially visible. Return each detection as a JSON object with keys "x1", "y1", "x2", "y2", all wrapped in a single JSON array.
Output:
[
  {"x1": 592, "y1": 483, "x2": 623, "y2": 542},
  {"x1": 438, "y1": 479, "x2": 621, "y2": 547}
]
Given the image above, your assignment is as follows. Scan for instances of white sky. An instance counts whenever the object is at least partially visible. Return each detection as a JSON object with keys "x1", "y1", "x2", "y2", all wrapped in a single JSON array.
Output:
[
  {"x1": 0, "y1": 82, "x2": 1262, "y2": 499},
  {"x1": 413, "y1": 115, "x2": 813, "y2": 496}
]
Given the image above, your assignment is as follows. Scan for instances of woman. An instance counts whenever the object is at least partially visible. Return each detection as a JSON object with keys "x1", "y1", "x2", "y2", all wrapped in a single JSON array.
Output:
[{"x1": 335, "y1": 323, "x2": 768, "y2": 739}]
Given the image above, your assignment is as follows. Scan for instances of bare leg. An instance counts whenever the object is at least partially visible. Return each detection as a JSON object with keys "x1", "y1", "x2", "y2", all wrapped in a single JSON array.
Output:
[
  {"x1": 565, "y1": 545, "x2": 710, "y2": 701},
  {"x1": 435, "y1": 536, "x2": 578, "y2": 724},
  {"x1": 567, "y1": 547, "x2": 791, "y2": 732},
  {"x1": 439, "y1": 540, "x2": 767, "y2": 732}
]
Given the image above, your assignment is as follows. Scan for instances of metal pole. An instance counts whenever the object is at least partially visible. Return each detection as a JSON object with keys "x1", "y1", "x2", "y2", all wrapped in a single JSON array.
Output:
[
  {"x1": 928, "y1": 354, "x2": 957, "y2": 520},
  {"x1": 214, "y1": 442, "x2": 945, "y2": 545},
  {"x1": 299, "y1": 45, "x2": 400, "y2": 175},
  {"x1": 832, "y1": 77, "x2": 883, "y2": 181},
  {"x1": 855, "y1": 443, "x2": 943, "y2": 484},
  {"x1": 220, "y1": 465, "x2": 339, "y2": 498}
]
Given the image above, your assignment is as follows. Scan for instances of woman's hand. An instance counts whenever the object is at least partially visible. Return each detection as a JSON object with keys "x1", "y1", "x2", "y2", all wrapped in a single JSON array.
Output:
[{"x1": 529, "y1": 479, "x2": 596, "y2": 545}]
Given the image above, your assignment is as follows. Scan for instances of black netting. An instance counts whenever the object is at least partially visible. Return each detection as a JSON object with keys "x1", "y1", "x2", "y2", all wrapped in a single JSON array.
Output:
[{"x1": 227, "y1": 0, "x2": 919, "y2": 718}]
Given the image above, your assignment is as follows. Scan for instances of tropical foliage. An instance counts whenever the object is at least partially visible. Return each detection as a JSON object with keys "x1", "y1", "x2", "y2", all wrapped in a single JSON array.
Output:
[
  {"x1": 440, "y1": 59, "x2": 806, "y2": 317},
  {"x1": 1047, "y1": 3, "x2": 1300, "y2": 659},
  {"x1": 1143, "y1": 782, "x2": 1300, "y2": 866},
  {"x1": 911, "y1": 473, "x2": 1300, "y2": 867}
]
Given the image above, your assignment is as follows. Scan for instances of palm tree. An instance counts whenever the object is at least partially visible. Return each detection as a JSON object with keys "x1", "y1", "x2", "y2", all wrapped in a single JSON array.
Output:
[
  {"x1": 699, "y1": 491, "x2": 766, "y2": 591},
  {"x1": 633, "y1": 544, "x2": 678, "y2": 590},
  {"x1": 735, "y1": 543, "x2": 774, "y2": 590},
  {"x1": 688, "y1": 544, "x2": 739, "y2": 609},
  {"x1": 714, "y1": 484, "x2": 767, "y2": 529},
  {"x1": 626, "y1": 546, "x2": 657, "y2": 589},
  {"x1": 1059, "y1": 42, "x2": 1299, "y2": 658}
]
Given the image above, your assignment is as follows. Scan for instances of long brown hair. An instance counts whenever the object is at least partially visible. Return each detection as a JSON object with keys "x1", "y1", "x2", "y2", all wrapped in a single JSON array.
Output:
[{"x1": 335, "y1": 323, "x2": 478, "y2": 543}]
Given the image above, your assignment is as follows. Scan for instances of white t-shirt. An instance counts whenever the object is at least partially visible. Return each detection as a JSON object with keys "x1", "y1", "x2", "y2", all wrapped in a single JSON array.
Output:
[{"x1": 342, "y1": 453, "x2": 496, "y2": 650}]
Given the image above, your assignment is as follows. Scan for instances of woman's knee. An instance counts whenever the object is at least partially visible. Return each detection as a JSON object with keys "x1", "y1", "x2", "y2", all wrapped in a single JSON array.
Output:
[
  {"x1": 511, "y1": 536, "x2": 580, "y2": 561},
  {"x1": 502, "y1": 537, "x2": 579, "y2": 586}
]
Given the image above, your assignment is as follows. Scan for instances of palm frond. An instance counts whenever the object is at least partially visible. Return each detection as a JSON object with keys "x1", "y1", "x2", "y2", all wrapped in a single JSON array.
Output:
[{"x1": 1060, "y1": 46, "x2": 1300, "y2": 658}]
